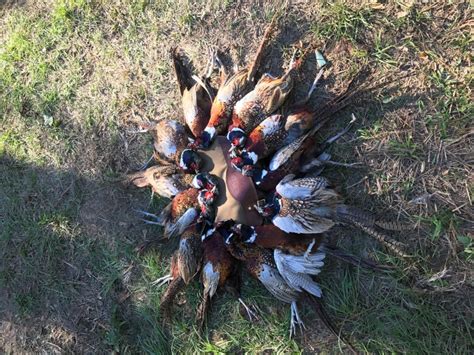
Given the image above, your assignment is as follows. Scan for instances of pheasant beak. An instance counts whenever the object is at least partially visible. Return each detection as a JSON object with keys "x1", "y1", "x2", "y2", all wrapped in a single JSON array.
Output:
[
  {"x1": 133, "y1": 122, "x2": 157, "y2": 133},
  {"x1": 225, "y1": 233, "x2": 234, "y2": 245},
  {"x1": 230, "y1": 224, "x2": 242, "y2": 234}
]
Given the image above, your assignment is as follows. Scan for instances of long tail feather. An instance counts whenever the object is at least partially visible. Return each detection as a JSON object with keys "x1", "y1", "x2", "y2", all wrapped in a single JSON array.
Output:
[
  {"x1": 160, "y1": 277, "x2": 185, "y2": 323},
  {"x1": 170, "y1": 47, "x2": 195, "y2": 95},
  {"x1": 343, "y1": 217, "x2": 411, "y2": 258},
  {"x1": 307, "y1": 295, "x2": 358, "y2": 354},
  {"x1": 320, "y1": 245, "x2": 394, "y2": 272},
  {"x1": 196, "y1": 292, "x2": 210, "y2": 331},
  {"x1": 337, "y1": 204, "x2": 413, "y2": 237},
  {"x1": 247, "y1": 13, "x2": 280, "y2": 81},
  {"x1": 375, "y1": 220, "x2": 413, "y2": 231}
]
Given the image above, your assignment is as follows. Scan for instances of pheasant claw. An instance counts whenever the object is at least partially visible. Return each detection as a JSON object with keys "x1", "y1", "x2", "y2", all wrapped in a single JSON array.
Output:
[
  {"x1": 151, "y1": 274, "x2": 173, "y2": 288},
  {"x1": 238, "y1": 297, "x2": 259, "y2": 322},
  {"x1": 135, "y1": 209, "x2": 163, "y2": 225},
  {"x1": 304, "y1": 239, "x2": 316, "y2": 260},
  {"x1": 325, "y1": 113, "x2": 357, "y2": 145},
  {"x1": 290, "y1": 301, "x2": 305, "y2": 337},
  {"x1": 136, "y1": 155, "x2": 154, "y2": 171}
]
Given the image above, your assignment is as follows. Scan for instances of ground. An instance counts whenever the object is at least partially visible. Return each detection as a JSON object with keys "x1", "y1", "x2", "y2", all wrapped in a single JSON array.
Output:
[{"x1": 0, "y1": 0, "x2": 472, "y2": 353}]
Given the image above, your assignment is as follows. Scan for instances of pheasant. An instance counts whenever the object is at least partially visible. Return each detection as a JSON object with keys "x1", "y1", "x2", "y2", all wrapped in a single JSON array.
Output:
[
  {"x1": 252, "y1": 113, "x2": 358, "y2": 190},
  {"x1": 138, "y1": 187, "x2": 201, "y2": 239},
  {"x1": 233, "y1": 223, "x2": 391, "y2": 272},
  {"x1": 196, "y1": 189, "x2": 218, "y2": 233},
  {"x1": 231, "y1": 223, "x2": 324, "y2": 256},
  {"x1": 198, "y1": 16, "x2": 278, "y2": 148},
  {"x1": 229, "y1": 52, "x2": 327, "y2": 167},
  {"x1": 196, "y1": 221, "x2": 237, "y2": 329},
  {"x1": 154, "y1": 252, "x2": 185, "y2": 323},
  {"x1": 137, "y1": 119, "x2": 203, "y2": 173},
  {"x1": 228, "y1": 51, "x2": 301, "y2": 142},
  {"x1": 253, "y1": 65, "x2": 384, "y2": 189},
  {"x1": 229, "y1": 223, "x2": 326, "y2": 300},
  {"x1": 226, "y1": 224, "x2": 376, "y2": 351},
  {"x1": 171, "y1": 47, "x2": 215, "y2": 138},
  {"x1": 283, "y1": 50, "x2": 328, "y2": 142},
  {"x1": 225, "y1": 233, "x2": 324, "y2": 337},
  {"x1": 125, "y1": 164, "x2": 194, "y2": 199},
  {"x1": 138, "y1": 175, "x2": 220, "y2": 239},
  {"x1": 254, "y1": 174, "x2": 410, "y2": 257}
]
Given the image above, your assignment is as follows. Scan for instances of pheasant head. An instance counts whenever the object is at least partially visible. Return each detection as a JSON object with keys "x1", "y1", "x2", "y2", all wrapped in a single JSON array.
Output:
[{"x1": 179, "y1": 149, "x2": 203, "y2": 173}]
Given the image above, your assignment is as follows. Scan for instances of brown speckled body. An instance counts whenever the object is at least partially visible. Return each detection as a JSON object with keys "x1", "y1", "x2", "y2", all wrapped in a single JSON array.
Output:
[
  {"x1": 182, "y1": 85, "x2": 212, "y2": 138},
  {"x1": 226, "y1": 242, "x2": 275, "y2": 278},
  {"x1": 225, "y1": 241, "x2": 299, "y2": 304},
  {"x1": 178, "y1": 227, "x2": 202, "y2": 284},
  {"x1": 231, "y1": 71, "x2": 295, "y2": 134},
  {"x1": 207, "y1": 70, "x2": 254, "y2": 134},
  {"x1": 126, "y1": 165, "x2": 194, "y2": 199},
  {"x1": 151, "y1": 119, "x2": 189, "y2": 166},
  {"x1": 278, "y1": 191, "x2": 341, "y2": 232},
  {"x1": 284, "y1": 107, "x2": 315, "y2": 141},
  {"x1": 171, "y1": 48, "x2": 213, "y2": 138}
]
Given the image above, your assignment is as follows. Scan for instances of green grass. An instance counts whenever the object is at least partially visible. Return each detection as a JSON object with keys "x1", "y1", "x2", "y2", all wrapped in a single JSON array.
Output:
[{"x1": 1, "y1": 0, "x2": 472, "y2": 353}]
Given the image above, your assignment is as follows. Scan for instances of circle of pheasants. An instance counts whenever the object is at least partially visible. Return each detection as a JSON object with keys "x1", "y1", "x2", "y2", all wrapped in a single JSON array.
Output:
[{"x1": 127, "y1": 18, "x2": 408, "y2": 346}]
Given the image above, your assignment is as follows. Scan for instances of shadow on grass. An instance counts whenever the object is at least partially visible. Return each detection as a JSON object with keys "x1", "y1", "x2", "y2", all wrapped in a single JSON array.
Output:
[{"x1": 0, "y1": 153, "x2": 169, "y2": 353}]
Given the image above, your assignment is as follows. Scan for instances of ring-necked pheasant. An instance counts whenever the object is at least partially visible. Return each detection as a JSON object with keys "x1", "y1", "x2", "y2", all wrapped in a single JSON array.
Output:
[
  {"x1": 196, "y1": 221, "x2": 237, "y2": 329},
  {"x1": 171, "y1": 47, "x2": 215, "y2": 138},
  {"x1": 224, "y1": 231, "x2": 328, "y2": 337},
  {"x1": 254, "y1": 174, "x2": 411, "y2": 257},
  {"x1": 191, "y1": 172, "x2": 220, "y2": 195},
  {"x1": 138, "y1": 187, "x2": 201, "y2": 239},
  {"x1": 233, "y1": 223, "x2": 391, "y2": 272},
  {"x1": 227, "y1": 50, "x2": 301, "y2": 144},
  {"x1": 231, "y1": 223, "x2": 324, "y2": 256},
  {"x1": 229, "y1": 52, "x2": 328, "y2": 167},
  {"x1": 198, "y1": 16, "x2": 278, "y2": 148},
  {"x1": 138, "y1": 176, "x2": 220, "y2": 240}
]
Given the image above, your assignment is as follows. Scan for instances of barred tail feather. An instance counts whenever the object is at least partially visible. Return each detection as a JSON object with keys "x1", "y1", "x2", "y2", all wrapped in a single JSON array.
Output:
[
  {"x1": 350, "y1": 220, "x2": 410, "y2": 258},
  {"x1": 196, "y1": 291, "x2": 210, "y2": 331},
  {"x1": 375, "y1": 220, "x2": 414, "y2": 231},
  {"x1": 335, "y1": 204, "x2": 377, "y2": 226},
  {"x1": 336, "y1": 205, "x2": 414, "y2": 232}
]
